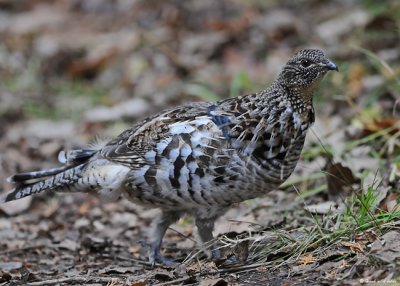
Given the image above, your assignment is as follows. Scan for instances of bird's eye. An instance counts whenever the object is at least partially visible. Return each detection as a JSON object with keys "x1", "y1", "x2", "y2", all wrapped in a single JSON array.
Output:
[{"x1": 300, "y1": 59, "x2": 311, "y2": 68}]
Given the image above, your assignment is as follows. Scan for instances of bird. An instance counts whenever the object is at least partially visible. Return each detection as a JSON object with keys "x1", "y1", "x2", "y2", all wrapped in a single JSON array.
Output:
[{"x1": 0, "y1": 48, "x2": 338, "y2": 266}]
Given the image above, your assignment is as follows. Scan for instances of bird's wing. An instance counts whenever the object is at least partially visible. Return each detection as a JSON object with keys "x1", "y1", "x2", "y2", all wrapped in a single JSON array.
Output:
[{"x1": 100, "y1": 102, "x2": 232, "y2": 168}]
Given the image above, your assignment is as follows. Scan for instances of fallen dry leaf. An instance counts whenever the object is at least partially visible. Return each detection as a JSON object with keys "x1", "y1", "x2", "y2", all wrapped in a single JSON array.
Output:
[
  {"x1": 362, "y1": 117, "x2": 400, "y2": 136},
  {"x1": 232, "y1": 240, "x2": 249, "y2": 263},
  {"x1": 341, "y1": 241, "x2": 364, "y2": 253},
  {"x1": 130, "y1": 282, "x2": 146, "y2": 286},
  {"x1": 298, "y1": 253, "x2": 317, "y2": 266},
  {"x1": 380, "y1": 192, "x2": 400, "y2": 212},
  {"x1": 304, "y1": 201, "x2": 337, "y2": 214},
  {"x1": 339, "y1": 259, "x2": 348, "y2": 269},
  {"x1": 324, "y1": 157, "x2": 359, "y2": 198}
]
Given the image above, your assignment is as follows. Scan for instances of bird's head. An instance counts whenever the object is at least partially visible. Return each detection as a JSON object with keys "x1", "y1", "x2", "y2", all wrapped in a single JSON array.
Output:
[{"x1": 278, "y1": 49, "x2": 338, "y2": 93}]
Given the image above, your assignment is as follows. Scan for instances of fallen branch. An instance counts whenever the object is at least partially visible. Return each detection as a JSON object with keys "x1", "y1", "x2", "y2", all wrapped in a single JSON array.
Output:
[{"x1": 26, "y1": 276, "x2": 120, "y2": 286}]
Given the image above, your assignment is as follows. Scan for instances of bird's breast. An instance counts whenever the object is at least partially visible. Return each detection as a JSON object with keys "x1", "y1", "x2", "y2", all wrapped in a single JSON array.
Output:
[{"x1": 230, "y1": 107, "x2": 311, "y2": 183}]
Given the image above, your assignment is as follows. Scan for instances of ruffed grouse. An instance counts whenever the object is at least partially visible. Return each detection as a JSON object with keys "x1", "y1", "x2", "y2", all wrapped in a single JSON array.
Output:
[{"x1": 1, "y1": 49, "x2": 338, "y2": 266}]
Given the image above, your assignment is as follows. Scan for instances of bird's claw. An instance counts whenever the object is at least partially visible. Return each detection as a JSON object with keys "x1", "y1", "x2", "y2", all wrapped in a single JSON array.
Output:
[
  {"x1": 140, "y1": 240, "x2": 178, "y2": 267},
  {"x1": 149, "y1": 252, "x2": 178, "y2": 267}
]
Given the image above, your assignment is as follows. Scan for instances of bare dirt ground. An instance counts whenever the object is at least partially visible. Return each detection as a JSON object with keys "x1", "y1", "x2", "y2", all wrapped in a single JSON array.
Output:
[{"x1": 0, "y1": 1, "x2": 399, "y2": 285}]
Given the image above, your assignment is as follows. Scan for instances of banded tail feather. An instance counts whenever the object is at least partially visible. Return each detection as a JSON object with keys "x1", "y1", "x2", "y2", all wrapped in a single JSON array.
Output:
[
  {"x1": 1, "y1": 163, "x2": 87, "y2": 203},
  {"x1": 8, "y1": 165, "x2": 75, "y2": 183},
  {"x1": 8, "y1": 148, "x2": 97, "y2": 184},
  {"x1": 1, "y1": 148, "x2": 101, "y2": 203}
]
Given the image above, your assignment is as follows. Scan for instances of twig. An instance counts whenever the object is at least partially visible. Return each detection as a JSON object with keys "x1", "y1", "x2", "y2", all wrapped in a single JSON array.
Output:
[
  {"x1": 116, "y1": 254, "x2": 175, "y2": 268},
  {"x1": 152, "y1": 277, "x2": 192, "y2": 286},
  {"x1": 152, "y1": 263, "x2": 264, "y2": 286},
  {"x1": 0, "y1": 244, "x2": 45, "y2": 256},
  {"x1": 194, "y1": 262, "x2": 265, "y2": 277},
  {"x1": 26, "y1": 276, "x2": 120, "y2": 286}
]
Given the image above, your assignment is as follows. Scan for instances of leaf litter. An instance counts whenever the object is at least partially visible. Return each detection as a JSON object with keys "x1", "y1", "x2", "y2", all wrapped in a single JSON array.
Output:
[{"x1": 0, "y1": 0, "x2": 399, "y2": 285}]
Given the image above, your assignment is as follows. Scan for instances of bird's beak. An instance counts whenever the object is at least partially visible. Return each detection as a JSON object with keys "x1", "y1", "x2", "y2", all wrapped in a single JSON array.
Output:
[{"x1": 325, "y1": 59, "x2": 339, "y2": 72}]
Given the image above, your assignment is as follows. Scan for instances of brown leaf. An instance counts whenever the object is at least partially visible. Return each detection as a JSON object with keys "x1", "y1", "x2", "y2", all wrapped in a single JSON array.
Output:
[
  {"x1": 232, "y1": 240, "x2": 249, "y2": 263},
  {"x1": 362, "y1": 117, "x2": 400, "y2": 136},
  {"x1": 298, "y1": 253, "x2": 317, "y2": 266},
  {"x1": 68, "y1": 49, "x2": 115, "y2": 79},
  {"x1": 341, "y1": 241, "x2": 364, "y2": 253},
  {"x1": 130, "y1": 282, "x2": 146, "y2": 286},
  {"x1": 380, "y1": 192, "x2": 400, "y2": 212},
  {"x1": 325, "y1": 158, "x2": 359, "y2": 198}
]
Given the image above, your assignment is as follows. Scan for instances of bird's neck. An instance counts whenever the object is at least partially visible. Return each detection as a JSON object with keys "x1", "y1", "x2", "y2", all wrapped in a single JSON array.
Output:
[
  {"x1": 248, "y1": 81, "x2": 315, "y2": 124},
  {"x1": 286, "y1": 86, "x2": 314, "y2": 113},
  {"x1": 275, "y1": 81, "x2": 316, "y2": 114}
]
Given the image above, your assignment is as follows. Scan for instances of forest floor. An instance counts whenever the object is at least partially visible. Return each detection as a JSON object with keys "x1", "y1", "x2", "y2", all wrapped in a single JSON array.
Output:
[{"x1": 0, "y1": 1, "x2": 399, "y2": 285}]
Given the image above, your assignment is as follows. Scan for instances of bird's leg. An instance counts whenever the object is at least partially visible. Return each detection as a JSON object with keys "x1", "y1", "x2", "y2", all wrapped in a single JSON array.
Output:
[
  {"x1": 195, "y1": 212, "x2": 224, "y2": 260},
  {"x1": 148, "y1": 210, "x2": 182, "y2": 267}
]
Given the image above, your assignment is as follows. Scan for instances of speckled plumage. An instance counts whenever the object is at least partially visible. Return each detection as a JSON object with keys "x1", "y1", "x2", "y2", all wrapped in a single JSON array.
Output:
[{"x1": 1, "y1": 49, "x2": 338, "y2": 265}]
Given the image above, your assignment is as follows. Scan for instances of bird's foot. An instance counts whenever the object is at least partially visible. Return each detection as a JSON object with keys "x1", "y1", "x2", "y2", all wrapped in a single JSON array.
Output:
[
  {"x1": 150, "y1": 251, "x2": 178, "y2": 267},
  {"x1": 140, "y1": 240, "x2": 178, "y2": 267}
]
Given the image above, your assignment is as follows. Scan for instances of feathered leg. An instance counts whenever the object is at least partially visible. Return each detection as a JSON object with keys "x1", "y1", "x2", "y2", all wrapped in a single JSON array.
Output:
[
  {"x1": 148, "y1": 210, "x2": 182, "y2": 266},
  {"x1": 195, "y1": 208, "x2": 228, "y2": 260}
]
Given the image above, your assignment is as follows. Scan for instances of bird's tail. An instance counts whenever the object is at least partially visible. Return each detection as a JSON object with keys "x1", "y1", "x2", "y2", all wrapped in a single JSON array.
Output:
[
  {"x1": 0, "y1": 148, "x2": 131, "y2": 204},
  {"x1": 0, "y1": 148, "x2": 98, "y2": 204},
  {"x1": 0, "y1": 163, "x2": 88, "y2": 203}
]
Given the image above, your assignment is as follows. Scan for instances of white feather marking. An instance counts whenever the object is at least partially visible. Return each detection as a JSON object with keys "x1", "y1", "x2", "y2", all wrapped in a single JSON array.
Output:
[
  {"x1": 180, "y1": 145, "x2": 192, "y2": 158},
  {"x1": 243, "y1": 142, "x2": 256, "y2": 155},
  {"x1": 193, "y1": 116, "x2": 212, "y2": 126},
  {"x1": 133, "y1": 166, "x2": 150, "y2": 184},
  {"x1": 190, "y1": 174, "x2": 201, "y2": 193},
  {"x1": 199, "y1": 174, "x2": 212, "y2": 189},
  {"x1": 293, "y1": 112, "x2": 302, "y2": 129},
  {"x1": 144, "y1": 150, "x2": 157, "y2": 164},
  {"x1": 190, "y1": 131, "x2": 202, "y2": 146},
  {"x1": 191, "y1": 131, "x2": 213, "y2": 147},
  {"x1": 90, "y1": 164, "x2": 130, "y2": 202},
  {"x1": 169, "y1": 121, "x2": 195, "y2": 135},
  {"x1": 169, "y1": 148, "x2": 180, "y2": 161},
  {"x1": 192, "y1": 149, "x2": 204, "y2": 157},
  {"x1": 58, "y1": 151, "x2": 67, "y2": 163},
  {"x1": 156, "y1": 137, "x2": 172, "y2": 154},
  {"x1": 159, "y1": 158, "x2": 174, "y2": 178},
  {"x1": 179, "y1": 166, "x2": 189, "y2": 194},
  {"x1": 187, "y1": 161, "x2": 198, "y2": 173}
]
